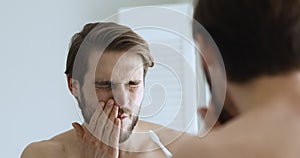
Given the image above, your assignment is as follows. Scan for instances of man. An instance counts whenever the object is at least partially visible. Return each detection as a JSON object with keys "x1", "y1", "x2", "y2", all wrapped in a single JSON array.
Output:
[
  {"x1": 174, "y1": 0, "x2": 300, "y2": 157},
  {"x1": 198, "y1": 59, "x2": 238, "y2": 129},
  {"x1": 21, "y1": 22, "x2": 192, "y2": 158}
]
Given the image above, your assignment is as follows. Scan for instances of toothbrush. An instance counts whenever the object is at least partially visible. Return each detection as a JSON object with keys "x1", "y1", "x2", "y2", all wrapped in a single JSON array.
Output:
[{"x1": 148, "y1": 130, "x2": 173, "y2": 158}]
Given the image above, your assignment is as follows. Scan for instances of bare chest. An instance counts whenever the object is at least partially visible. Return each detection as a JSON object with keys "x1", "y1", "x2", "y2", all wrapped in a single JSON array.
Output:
[{"x1": 119, "y1": 149, "x2": 168, "y2": 158}]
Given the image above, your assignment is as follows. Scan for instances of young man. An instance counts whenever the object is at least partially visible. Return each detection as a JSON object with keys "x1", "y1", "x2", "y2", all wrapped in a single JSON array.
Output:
[
  {"x1": 174, "y1": 0, "x2": 300, "y2": 157},
  {"x1": 21, "y1": 22, "x2": 192, "y2": 158}
]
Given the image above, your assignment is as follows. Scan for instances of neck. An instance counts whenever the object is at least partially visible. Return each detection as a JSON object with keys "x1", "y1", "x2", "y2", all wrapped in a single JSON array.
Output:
[
  {"x1": 118, "y1": 120, "x2": 160, "y2": 152},
  {"x1": 228, "y1": 72, "x2": 300, "y2": 113}
]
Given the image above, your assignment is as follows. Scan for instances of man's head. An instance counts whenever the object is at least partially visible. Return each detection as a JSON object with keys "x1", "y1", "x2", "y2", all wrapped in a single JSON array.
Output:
[
  {"x1": 65, "y1": 22, "x2": 154, "y2": 142},
  {"x1": 193, "y1": 0, "x2": 300, "y2": 125},
  {"x1": 194, "y1": 0, "x2": 300, "y2": 83}
]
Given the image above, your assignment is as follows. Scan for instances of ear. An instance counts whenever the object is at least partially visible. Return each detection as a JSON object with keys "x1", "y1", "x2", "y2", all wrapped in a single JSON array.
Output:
[
  {"x1": 194, "y1": 34, "x2": 204, "y2": 49},
  {"x1": 195, "y1": 33, "x2": 216, "y2": 82},
  {"x1": 67, "y1": 75, "x2": 80, "y2": 97}
]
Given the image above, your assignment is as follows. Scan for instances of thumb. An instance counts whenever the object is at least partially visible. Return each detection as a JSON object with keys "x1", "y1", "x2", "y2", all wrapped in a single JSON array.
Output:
[{"x1": 72, "y1": 122, "x2": 84, "y2": 139}]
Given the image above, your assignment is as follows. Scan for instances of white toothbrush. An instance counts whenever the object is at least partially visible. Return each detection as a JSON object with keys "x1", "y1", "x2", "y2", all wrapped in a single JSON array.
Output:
[{"x1": 148, "y1": 130, "x2": 173, "y2": 158}]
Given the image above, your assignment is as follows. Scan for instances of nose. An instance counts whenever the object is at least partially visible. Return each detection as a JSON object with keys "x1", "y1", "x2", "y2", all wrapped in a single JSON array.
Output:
[{"x1": 112, "y1": 84, "x2": 129, "y2": 107}]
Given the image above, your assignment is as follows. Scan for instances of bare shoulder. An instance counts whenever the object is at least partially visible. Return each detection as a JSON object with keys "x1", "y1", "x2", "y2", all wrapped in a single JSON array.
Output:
[
  {"x1": 137, "y1": 120, "x2": 195, "y2": 138},
  {"x1": 136, "y1": 120, "x2": 164, "y2": 130},
  {"x1": 21, "y1": 140, "x2": 65, "y2": 158},
  {"x1": 137, "y1": 120, "x2": 196, "y2": 148},
  {"x1": 21, "y1": 129, "x2": 77, "y2": 158},
  {"x1": 158, "y1": 127, "x2": 195, "y2": 147}
]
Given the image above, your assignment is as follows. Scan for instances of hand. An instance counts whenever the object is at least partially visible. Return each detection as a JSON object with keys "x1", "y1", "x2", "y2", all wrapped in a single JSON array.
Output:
[{"x1": 72, "y1": 99, "x2": 121, "y2": 158}]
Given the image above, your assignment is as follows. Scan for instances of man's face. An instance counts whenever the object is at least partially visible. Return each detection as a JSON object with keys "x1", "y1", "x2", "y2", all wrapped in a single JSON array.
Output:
[{"x1": 77, "y1": 51, "x2": 145, "y2": 143}]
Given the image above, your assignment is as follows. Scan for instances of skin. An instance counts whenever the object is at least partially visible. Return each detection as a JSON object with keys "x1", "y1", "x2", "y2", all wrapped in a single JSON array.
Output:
[
  {"x1": 74, "y1": 51, "x2": 145, "y2": 145},
  {"x1": 197, "y1": 34, "x2": 239, "y2": 130},
  {"x1": 198, "y1": 89, "x2": 239, "y2": 130},
  {"x1": 173, "y1": 41, "x2": 300, "y2": 158},
  {"x1": 21, "y1": 51, "x2": 194, "y2": 158}
]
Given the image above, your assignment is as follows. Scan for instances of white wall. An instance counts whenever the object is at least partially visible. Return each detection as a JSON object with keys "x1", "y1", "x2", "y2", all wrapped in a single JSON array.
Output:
[
  {"x1": 118, "y1": 4, "x2": 199, "y2": 134},
  {"x1": 0, "y1": 0, "x2": 195, "y2": 157}
]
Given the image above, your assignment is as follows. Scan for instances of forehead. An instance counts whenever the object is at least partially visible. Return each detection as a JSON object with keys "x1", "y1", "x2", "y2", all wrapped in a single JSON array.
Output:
[{"x1": 86, "y1": 51, "x2": 144, "y2": 82}]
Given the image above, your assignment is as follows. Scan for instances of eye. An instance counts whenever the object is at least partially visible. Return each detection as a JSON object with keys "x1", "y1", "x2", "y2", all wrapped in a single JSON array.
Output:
[
  {"x1": 95, "y1": 81, "x2": 112, "y2": 90},
  {"x1": 128, "y1": 81, "x2": 141, "y2": 88},
  {"x1": 96, "y1": 85, "x2": 111, "y2": 89}
]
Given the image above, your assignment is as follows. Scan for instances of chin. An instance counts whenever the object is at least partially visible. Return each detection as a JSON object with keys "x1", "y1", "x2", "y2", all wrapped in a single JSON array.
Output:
[
  {"x1": 119, "y1": 129, "x2": 133, "y2": 143},
  {"x1": 119, "y1": 116, "x2": 139, "y2": 143}
]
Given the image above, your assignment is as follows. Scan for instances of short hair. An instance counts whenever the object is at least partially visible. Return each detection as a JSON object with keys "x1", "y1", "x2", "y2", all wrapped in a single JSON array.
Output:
[
  {"x1": 65, "y1": 22, "x2": 154, "y2": 84},
  {"x1": 193, "y1": 0, "x2": 300, "y2": 83}
]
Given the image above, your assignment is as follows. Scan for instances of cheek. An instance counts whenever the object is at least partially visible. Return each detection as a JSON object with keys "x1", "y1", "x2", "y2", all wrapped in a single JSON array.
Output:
[
  {"x1": 130, "y1": 87, "x2": 144, "y2": 106},
  {"x1": 83, "y1": 88, "x2": 112, "y2": 110},
  {"x1": 96, "y1": 89, "x2": 113, "y2": 102},
  {"x1": 79, "y1": 86, "x2": 99, "y2": 122}
]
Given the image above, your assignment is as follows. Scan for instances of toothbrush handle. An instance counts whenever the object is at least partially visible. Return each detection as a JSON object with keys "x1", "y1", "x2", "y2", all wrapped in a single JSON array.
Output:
[{"x1": 159, "y1": 144, "x2": 173, "y2": 158}]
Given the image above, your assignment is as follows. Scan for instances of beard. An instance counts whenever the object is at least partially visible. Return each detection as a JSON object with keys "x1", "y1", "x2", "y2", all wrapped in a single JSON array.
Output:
[
  {"x1": 77, "y1": 90, "x2": 140, "y2": 143},
  {"x1": 119, "y1": 115, "x2": 139, "y2": 143}
]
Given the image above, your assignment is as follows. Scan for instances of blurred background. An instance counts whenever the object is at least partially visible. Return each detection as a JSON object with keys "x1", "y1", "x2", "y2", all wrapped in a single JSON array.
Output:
[{"x1": 0, "y1": 0, "x2": 209, "y2": 157}]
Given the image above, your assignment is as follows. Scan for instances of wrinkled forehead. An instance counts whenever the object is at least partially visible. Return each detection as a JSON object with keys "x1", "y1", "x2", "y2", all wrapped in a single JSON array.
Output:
[{"x1": 86, "y1": 51, "x2": 144, "y2": 82}]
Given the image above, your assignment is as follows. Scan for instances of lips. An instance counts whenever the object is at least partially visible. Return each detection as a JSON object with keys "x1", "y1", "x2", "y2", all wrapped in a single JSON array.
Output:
[
  {"x1": 117, "y1": 113, "x2": 129, "y2": 120},
  {"x1": 117, "y1": 108, "x2": 131, "y2": 120}
]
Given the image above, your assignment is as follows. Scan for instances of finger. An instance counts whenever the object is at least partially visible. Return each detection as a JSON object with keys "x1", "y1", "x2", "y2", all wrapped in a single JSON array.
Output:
[
  {"x1": 110, "y1": 118, "x2": 121, "y2": 149},
  {"x1": 108, "y1": 118, "x2": 121, "y2": 155},
  {"x1": 103, "y1": 99, "x2": 115, "y2": 118},
  {"x1": 94, "y1": 99, "x2": 115, "y2": 140},
  {"x1": 72, "y1": 122, "x2": 84, "y2": 139},
  {"x1": 109, "y1": 105, "x2": 119, "y2": 122},
  {"x1": 102, "y1": 105, "x2": 118, "y2": 145},
  {"x1": 87, "y1": 102, "x2": 105, "y2": 132}
]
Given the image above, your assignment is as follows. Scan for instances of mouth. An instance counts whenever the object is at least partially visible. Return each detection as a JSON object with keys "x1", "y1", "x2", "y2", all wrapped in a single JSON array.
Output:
[
  {"x1": 117, "y1": 108, "x2": 131, "y2": 120},
  {"x1": 117, "y1": 114, "x2": 129, "y2": 120}
]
